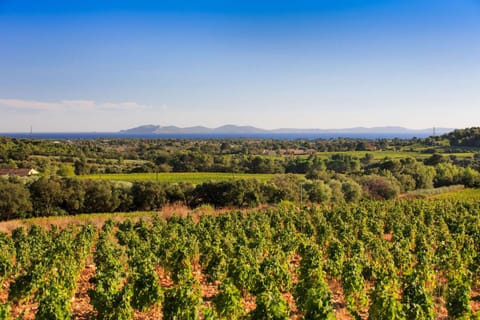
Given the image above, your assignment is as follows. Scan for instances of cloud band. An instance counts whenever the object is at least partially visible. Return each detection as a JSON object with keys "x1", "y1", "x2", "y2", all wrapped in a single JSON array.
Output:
[{"x1": 0, "y1": 99, "x2": 147, "y2": 111}]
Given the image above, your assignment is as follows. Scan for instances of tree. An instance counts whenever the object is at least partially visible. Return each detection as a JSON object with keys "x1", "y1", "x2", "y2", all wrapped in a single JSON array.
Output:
[
  {"x1": 74, "y1": 156, "x2": 89, "y2": 175},
  {"x1": 0, "y1": 179, "x2": 32, "y2": 220},
  {"x1": 190, "y1": 179, "x2": 263, "y2": 208},
  {"x1": 411, "y1": 164, "x2": 435, "y2": 189},
  {"x1": 170, "y1": 151, "x2": 213, "y2": 172},
  {"x1": 307, "y1": 181, "x2": 332, "y2": 203},
  {"x1": 83, "y1": 181, "x2": 119, "y2": 213},
  {"x1": 131, "y1": 182, "x2": 166, "y2": 211},
  {"x1": 444, "y1": 127, "x2": 480, "y2": 147},
  {"x1": 247, "y1": 156, "x2": 280, "y2": 174},
  {"x1": 164, "y1": 183, "x2": 192, "y2": 205},
  {"x1": 424, "y1": 153, "x2": 445, "y2": 166},
  {"x1": 61, "y1": 178, "x2": 86, "y2": 214},
  {"x1": 153, "y1": 151, "x2": 171, "y2": 166},
  {"x1": 361, "y1": 175, "x2": 400, "y2": 200},
  {"x1": 29, "y1": 177, "x2": 64, "y2": 216},
  {"x1": 341, "y1": 180, "x2": 363, "y2": 203},
  {"x1": 460, "y1": 167, "x2": 480, "y2": 187},
  {"x1": 328, "y1": 180, "x2": 345, "y2": 203},
  {"x1": 434, "y1": 163, "x2": 461, "y2": 187},
  {"x1": 268, "y1": 174, "x2": 304, "y2": 202},
  {"x1": 227, "y1": 179, "x2": 263, "y2": 208},
  {"x1": 306, "y1": 157, "x2": 327, "y2": 180},
  {"x1": 326, "y1": 154, "x2": 360, "y2": 174}
]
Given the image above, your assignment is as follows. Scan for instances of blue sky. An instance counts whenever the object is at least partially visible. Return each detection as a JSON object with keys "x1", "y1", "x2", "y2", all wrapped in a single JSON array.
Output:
[{"x1": 0, "y1": 0, "x2": 479, "y2": 132}]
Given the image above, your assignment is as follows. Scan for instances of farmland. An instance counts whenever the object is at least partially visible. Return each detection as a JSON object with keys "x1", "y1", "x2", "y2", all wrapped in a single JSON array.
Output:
[
  {"x1": 3, "y1": 129, "x2": 480, "y2": 221},
  {"x1": 1, "y1": 130, "x2": 480, "y2": 319},
  {"x1": 79, "y1": 172, "x2": 297, "y2": 184},
  {"x1": 0, "y1": 198, "x2": 479, "y2": 319},
  {"x1": 432, "y1": 187, "x2": 480, "y2": 201}
]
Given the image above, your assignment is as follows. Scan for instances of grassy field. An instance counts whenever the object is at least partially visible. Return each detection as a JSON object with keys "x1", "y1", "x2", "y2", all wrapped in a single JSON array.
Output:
[
  {"x1": 431, "y1": 188, "x2": 480, "y2": 201},
  {"x1": 80, "y1": 172, "x2": 296, "y2": 184}
]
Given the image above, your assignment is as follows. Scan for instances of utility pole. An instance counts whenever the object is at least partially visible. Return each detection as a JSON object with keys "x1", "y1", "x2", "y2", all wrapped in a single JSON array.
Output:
[{"x1": 299, "y1": 183, "x2": 303, "y2": 205}]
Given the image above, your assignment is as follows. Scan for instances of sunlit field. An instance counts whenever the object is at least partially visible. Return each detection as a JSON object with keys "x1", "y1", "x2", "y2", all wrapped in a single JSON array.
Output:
[{"x1": 80, "y1": 172, "x2": 299, "y2": 184}]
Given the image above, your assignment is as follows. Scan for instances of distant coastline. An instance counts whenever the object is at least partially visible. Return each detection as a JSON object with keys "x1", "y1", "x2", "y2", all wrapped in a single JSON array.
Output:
[
  {"x1": 0, "y1": 131, "x2": 453, "y2": 140},
  {"x1": 120, "y1": 124, "x2": 454, "y2": 136},
  {"x1": 0, "y1": 124, "x2": 455, "y2": 140}
]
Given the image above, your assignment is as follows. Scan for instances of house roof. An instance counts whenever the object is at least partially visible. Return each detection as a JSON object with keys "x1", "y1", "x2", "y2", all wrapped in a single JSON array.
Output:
[{"x1": 0, "y1": 168, "x2": 38, "y2": 176}]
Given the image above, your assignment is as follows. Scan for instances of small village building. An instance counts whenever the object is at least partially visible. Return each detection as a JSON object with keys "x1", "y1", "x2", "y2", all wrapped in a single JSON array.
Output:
[{"x1": 0, "y1": 168, "x2": 39, "y2": 177}]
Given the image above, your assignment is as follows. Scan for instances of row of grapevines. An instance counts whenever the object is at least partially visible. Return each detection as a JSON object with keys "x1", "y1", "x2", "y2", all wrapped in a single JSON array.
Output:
[{"x1": 3, "y1": 225, "x2": 94, "y2": 320}]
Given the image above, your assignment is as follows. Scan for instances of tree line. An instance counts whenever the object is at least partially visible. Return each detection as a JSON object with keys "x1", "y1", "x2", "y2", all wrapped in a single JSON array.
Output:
[
  {"x1": 2, "y1": 154, "x2": 480, "y2": 221},
  {"x1": 4, "y1": 131, "x2": 480, "y2": 176},
  {"x1": 0, "y1": 175, "x2": 360, "y2": 220}
]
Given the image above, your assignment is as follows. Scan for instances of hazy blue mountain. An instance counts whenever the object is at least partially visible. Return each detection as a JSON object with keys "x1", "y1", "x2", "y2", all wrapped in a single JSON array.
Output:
[
  {"x1": 272, "y1": 126, "x2": 453, "y2": 135},
  {"x1": 213, "y1": 125, "x2": 267, "y2": 134},
  {"x1": 121, "y1": 124, "x2": 267, "y2": 134},
  {"x1": 121, "y1": 124, "x2": 453, "y2": 136},
  {"x1": 119, "y1": 124, "x2": 160, "y2": 134}
]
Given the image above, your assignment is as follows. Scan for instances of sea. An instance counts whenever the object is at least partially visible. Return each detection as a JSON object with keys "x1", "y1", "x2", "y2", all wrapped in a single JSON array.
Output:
[{"x1": 0, "y1": 132, "x2": 433, "y2": 140}]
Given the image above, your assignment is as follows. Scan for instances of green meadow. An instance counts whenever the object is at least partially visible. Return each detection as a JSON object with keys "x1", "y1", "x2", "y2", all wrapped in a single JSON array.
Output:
[
  {"x1": 80, "y1": 172, "x2": 294, "y2": 184},
  {"x1": 431, "y1": 188, "x2": 480, "y2": 201}
]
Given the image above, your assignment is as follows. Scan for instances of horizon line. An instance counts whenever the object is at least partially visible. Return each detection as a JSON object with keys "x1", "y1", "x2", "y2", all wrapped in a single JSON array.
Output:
[{"x1": 0, "y1": 124, "x2": 459, "y2": 134}]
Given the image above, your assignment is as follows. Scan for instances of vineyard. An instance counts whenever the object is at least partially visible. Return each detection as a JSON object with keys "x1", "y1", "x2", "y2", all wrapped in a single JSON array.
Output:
[
  {"x1": 432, "y1": 188, "x2": 480, "y2": 201},
  {"x1": 79, "y1": 172, "x2": 292, "y2": 184},
  {"x1": 0, "y1": 199, "x2": 479, "y2": 319}
]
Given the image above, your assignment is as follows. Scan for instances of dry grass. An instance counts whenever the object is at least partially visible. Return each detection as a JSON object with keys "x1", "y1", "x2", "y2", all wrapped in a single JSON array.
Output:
[
  {"x1": 0, "y1": 204, "x2": 269, "y2": 234},
  {"x1": 0, "y1": 212, "x2": 155, "y2": 234}
]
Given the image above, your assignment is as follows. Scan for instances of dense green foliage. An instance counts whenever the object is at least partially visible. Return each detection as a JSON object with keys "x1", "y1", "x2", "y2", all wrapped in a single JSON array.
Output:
[
  {"x1": 3, "y1": 132, "x2": 480, "y2": 220},
  {"x1": 7, "y1": 225, "x2": 94, "y2": 319},
  {"x1": 445, "y1": 127, "x2": 480, "y2": 147},
  {"x1": 1, "y1": 131, "x2": 480, "y2": 317},
  {"x1": 2, "y1": 163, "x2": 480, "y2": 220},
  {"x1": 0, "y1": 179, "x2": 32, "y2": 219},
  {"x1": 0, "y1": 199, "x2": 479, "y2": 318}
]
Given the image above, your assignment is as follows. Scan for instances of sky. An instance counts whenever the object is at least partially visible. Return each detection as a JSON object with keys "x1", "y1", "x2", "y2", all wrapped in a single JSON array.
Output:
[{"x1": 0, "y1": 0, "x2": 479, "y2": 132}]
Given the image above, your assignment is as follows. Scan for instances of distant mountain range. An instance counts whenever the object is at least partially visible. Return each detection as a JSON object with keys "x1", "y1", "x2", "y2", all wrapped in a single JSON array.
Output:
[{"x1": 120, "y1": 124, "x2": 454, "y2": 137}]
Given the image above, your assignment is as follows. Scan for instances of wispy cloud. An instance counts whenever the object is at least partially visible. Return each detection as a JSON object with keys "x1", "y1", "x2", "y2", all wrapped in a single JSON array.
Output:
[{"x1": 0, "y1": 99, "x2": 148, "y2": 111}]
